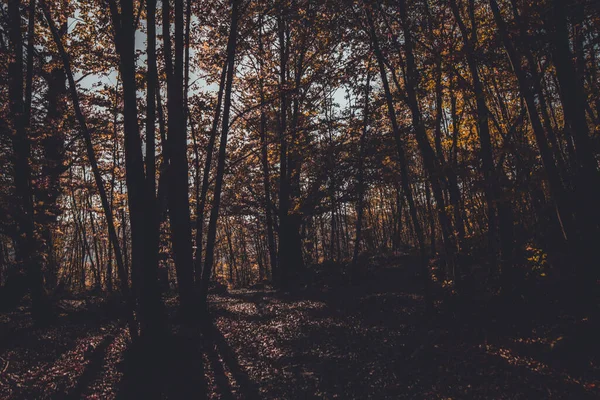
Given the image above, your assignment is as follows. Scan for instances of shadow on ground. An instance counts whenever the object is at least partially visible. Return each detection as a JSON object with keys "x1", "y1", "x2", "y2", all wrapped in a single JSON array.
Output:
[
  {"x1": 1, "y1": 256, "x2": 599, "y2": 399},
  {"x1": 208, "y1": 258, "x2": 600, "y2": 399}
]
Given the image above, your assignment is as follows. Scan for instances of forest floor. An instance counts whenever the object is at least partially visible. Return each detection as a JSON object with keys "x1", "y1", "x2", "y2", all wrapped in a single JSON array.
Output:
[{"x1": 1, "y1": 253, "x2": 599, "y2": 399}]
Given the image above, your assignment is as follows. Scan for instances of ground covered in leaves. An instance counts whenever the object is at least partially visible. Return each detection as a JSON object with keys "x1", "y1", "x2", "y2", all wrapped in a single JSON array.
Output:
[{"x1": 1, "y1": 255, "x2": 599, "y2": 399}]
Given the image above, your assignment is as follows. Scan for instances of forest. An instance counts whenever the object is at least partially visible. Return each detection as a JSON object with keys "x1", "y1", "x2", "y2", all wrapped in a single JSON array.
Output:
[{"x1": 1, "y1": 0, "x2": 599, "y2": 398}]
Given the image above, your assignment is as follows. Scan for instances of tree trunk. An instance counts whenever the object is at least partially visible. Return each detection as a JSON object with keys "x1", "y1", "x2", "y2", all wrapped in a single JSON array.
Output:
[
  {"x1": 258, "y1": 19, "x2": 278, "y2": 281},
  {"x1": 365, "y1": 7, "x2": 430, "y2": 306},
  {"x1": 194, "y1": 62, "x2": 228, "y2": 286},
  {"x1": 163, "y1": 0, "x2": 195, "y2": 314},
  {"x1": 200, "y1": 0, "x2": 240, "y2": 308},
  {"x1": 352, "y1": 70, "x2": 371, "y2": 268},
  {"x1": 8, "y1": 0, "x2": 46, "y2": 321},
  {"x1": 449, "y1": 0, "x2": 514, "y2": 289}
]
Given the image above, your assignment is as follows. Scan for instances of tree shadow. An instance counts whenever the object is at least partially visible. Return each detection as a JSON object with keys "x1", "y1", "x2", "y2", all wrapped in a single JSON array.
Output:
[
  {"x1": 62, "y1": 333, "x2": 116, "y2": 399},
  {"x1": 116, "y1": 328, "x2": 208, "y2": 400},
  {"x1": 203, "y1": 338, "x2": 236, "y2": 400},
  {"x1": 202, "y1": 319, "x2": 261, "y2": 400},
  {"x1": 115, "y1": 318, "x2": 262, "y2": 400},
  {"x1": 207, "y1": 258, "x2": 600, "y2": 399},
  {"x1": 0, "y1": 310, "x2": 123, "y2": 399}
]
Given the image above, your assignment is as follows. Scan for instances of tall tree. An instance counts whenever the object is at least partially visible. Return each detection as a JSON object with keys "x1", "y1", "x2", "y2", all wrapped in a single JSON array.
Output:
[
  {"x1": 164, "y1": 0, "x2": 195, "y2": 314},
  {"x1": 200, "y1": 0, "x2": 241, "y2": 307},
  {"x1": 106, "y1": 0, "x2": 165, "y2": 338},
  {"x1": 7, "y1": 0, "x2": 46, "y2": 320}
]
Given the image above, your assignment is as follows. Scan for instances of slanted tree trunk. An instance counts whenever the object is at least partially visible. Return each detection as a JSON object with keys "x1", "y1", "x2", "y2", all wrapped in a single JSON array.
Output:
[
  {"x1": 395, "y1": 0, "x2": 458, "y2": 275},
  {"x1": 489, "y1": 0, "x2": 575, "y2": 253},
  {"x1": 194, "y1": 62, "x2": 228, "y2": 287},
  {"x1": 200, "y1": 0, "x2": 240, "y2": 308},
  {"x1": 365, "y1": 7, "x2": 430, "y2": 307},
  {"x1": 449, "y1": 0, "x2": 514, "y2": 290},
  {"x1": 545, "y1": 0, "x2": 600, "y2": 289},
  {"x1": 43, "y1": 0, "x2": 141, "y2": 336}
]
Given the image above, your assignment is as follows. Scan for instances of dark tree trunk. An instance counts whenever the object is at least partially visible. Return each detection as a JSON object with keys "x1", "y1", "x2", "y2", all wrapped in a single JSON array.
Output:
[
  {"x1": 164, "y1": 0, "x2": 195, "y2": 314},
  {"x1": 194, "y1": 62, "x2": 228, "y2": 286},
  {"x1": 489, "y1": 0, "x2": 575, "y2": 251},
  {"x1": 352, "y1": 70, "x2": 371, "y2": 268},
  {"x1": 450, "y1": 0, "x2": 514, "y2": 289},
  {"x1": 200, "y1": 0, "x2": 240, "y2": 308},
  {"x1": 258, "y1": 19, "x2": 278, "y2": 281},
  {"x1": 276, "y1": 1, "x2": 289, "y2": 285},
  {"x1": 365, "y1": 7, "x2": 430, "y2": 307},
  {"x1": 396, "y1": 0, "x2": 458, "y2": 273},
  {"x1": 106, "y1": 0, "x2": 166, "y2": 339},
  {"x1": 8, "y1": 0, "x2": 46, "y2": 321},
  {"x1": 39, "y1": 37, "x2": 68, "y2": 291}
]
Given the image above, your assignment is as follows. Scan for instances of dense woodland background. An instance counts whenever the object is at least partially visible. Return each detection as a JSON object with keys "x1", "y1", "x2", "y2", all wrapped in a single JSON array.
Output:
[{"x1": 1, "y1": 0, "x2": 600, "y2": 397}]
